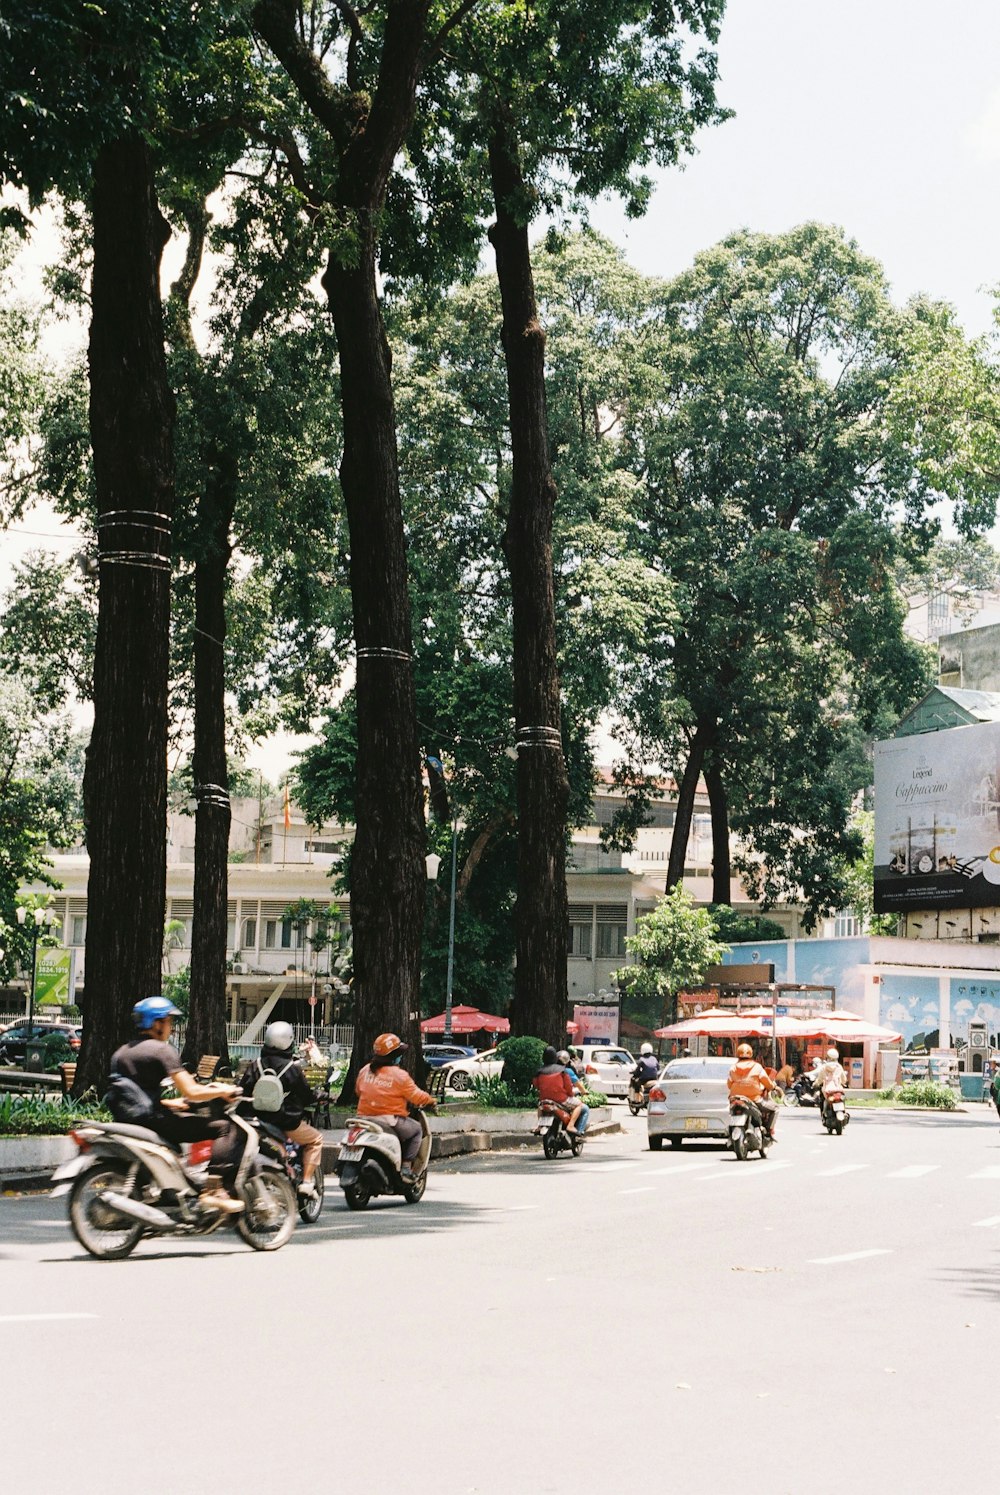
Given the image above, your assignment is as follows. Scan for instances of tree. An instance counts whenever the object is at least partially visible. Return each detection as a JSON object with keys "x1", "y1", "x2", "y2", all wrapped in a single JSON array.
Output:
[
  {"x1": 614, "y1": 885, "x2": 729, "y2": 1028},
  {"x1": 615, "y1": 224, "x2": 950, "y2": 924},
  {"x1": 707, "y1": 906, "x2": 787, "y2": 945}
]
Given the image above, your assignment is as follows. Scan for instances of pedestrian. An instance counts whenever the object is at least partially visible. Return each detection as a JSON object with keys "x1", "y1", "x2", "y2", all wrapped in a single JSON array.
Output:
[{"x1": 990, "y1": 1064, "x2": 1000, "y2": 1121}]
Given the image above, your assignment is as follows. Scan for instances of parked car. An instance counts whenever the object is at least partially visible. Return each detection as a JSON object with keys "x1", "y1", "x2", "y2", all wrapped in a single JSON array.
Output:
[
  {"x1": 440, "y1": 1047, "x2": 504, "y2": 1092},
  {"x1": 422, "y1": 1043, "x2": 476, "y2": 1070},
  {"x1": 0, "y1": 1021, "x2": 82, "y2": 1068},
  {"x1": 576, "y1": 1045, "x2": 636, "y2": 1097},
  {"x1": 647, "y1": 1055, "x2": 733, "y2": 1150}
]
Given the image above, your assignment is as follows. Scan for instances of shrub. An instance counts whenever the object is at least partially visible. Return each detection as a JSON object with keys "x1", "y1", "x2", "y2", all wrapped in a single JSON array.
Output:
[
  {"x1": 895, "y1": 1080, "x2": 957, "y2": 1110},
  {"x1": 0, "y1": 1094, "x2": 110, "y2": 1136},
  {"x1": 470, "y1": 1075, "x2": 533, "y2": 1109},
  {"x1": 495, "y1": 1036, "x2": 547, "y2": 1095}
]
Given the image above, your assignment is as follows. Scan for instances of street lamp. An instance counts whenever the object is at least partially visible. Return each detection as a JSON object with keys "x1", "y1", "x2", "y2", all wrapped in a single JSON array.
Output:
[
  {"x1": 426, "y1": 824, "x2": 458, "y2": 1041},
  {"x1": 15, "y1": 903, "x2": 59, "y2": 1051}
]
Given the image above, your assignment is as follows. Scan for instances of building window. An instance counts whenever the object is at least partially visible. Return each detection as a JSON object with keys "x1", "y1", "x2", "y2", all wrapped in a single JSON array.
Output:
[
  {"x1": 596, "y1": 923, "x2": 627, "y2": 959},
  {"x1": 70, "y1": 915, "x2": 87, "y2": 946},
  {"x1": 833, "y1": 910, "x2": 862, "y2": 938},
  {"x1": 568, "y1": 922, "x2": 593, "y2": 957},
  {"x1": 928, "y1": 590, "x2": 950, "y2": 629},
  {"x1": 242, "y1": 917, "x2": 257, "y2": 949},
  {"x1": 306, "y1": 840, "x2": 339, "y2": 854},
  {"x1": 227, "y1": 919, "x2": 236, "y2": 952},
  {"x1": 264, "y1": 918, "x2": 302, "y2": 950}
]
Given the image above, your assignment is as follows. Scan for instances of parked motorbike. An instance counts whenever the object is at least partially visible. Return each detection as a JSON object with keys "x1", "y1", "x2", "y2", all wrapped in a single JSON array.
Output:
[
  {"x1": 51, "y1": 1100, "x2": 298, "y2": 1259},
  {"x1": 728, "y1": 1096, "x2": 772, "y2": 1161},
  {"x1": 821, "y1": 1089, "x2": 850, "y2": 1136},
  {"x1": 335, "y1": 1105, "x2": 431, "y2": 1208},
  {"x1": 627, "y1": 1077, "x2": 653, "y2": 1117},
  {"x1": 786, "y1": 1072, "x2": 821, "y2": 1107},
  {"x1": 535, "y1": 1099, "x2": 585, "y2": 1159}
]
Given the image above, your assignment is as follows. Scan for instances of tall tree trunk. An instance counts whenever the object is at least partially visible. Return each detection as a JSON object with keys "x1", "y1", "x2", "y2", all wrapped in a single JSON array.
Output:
[
  {"x1": 254, "y1": 0, "x2": 434, "y2": 1099},
  {"x1": 77, "y1": 134, "x2": 174, "y2": 1094},
  {"x1": 666, "y1": 721, "x2": 714, "y2": 892},
  {"x1": 323, "y1": 233, "x2": 426, "y2": 1101},
  {"x1": 706, "y1": 760, "x2": 731, "y2": 906},
  {"x1": 488, "y1": 114, "x2": 569, "y2": 1044},
  {"x1": 182, "y1": 465, "x2": 235, "y2": 1070}
]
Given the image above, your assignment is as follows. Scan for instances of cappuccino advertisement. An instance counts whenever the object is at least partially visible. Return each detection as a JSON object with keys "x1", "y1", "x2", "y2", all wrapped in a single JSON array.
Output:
[{"x1": 874, "y1": 721, "x2": 1000, "y2": 912}]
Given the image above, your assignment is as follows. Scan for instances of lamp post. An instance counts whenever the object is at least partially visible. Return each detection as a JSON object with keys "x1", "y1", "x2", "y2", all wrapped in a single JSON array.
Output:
[
  {"x1": 16, "y1": 903, "x2": 59, "y2": 1046},
  {"x1": 425, "y1": 818, "x2": 458, "y2": 1042}
]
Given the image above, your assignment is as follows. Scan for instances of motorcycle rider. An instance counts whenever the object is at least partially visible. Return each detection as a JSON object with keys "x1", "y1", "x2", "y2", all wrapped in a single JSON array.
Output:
[
  {"x1": 239, "y1": 1021, "x2": 324, "y2": 1200},
  {"x1": 109, "y1": 996, "x2": 244, "y2": 1215},
  {"x1": 630, "y1": 1041, "x2": 659, "y2": 1105},
  {"x1": 354, "y1": 1034, "x2": 436, "y2": 1182},
  {"x1": 727, "y1": 1041, "x2": 779, "y2": 1140},
  {"x1": 532, "y1": 1045, "x2": 584, "y2": 1134},
  {"x1": 812, "y1": 1046, "x2": 849, "y2": 1125},
  {"x1": 557, "y1": 1049, "x2": 590, "y2": 1135}
]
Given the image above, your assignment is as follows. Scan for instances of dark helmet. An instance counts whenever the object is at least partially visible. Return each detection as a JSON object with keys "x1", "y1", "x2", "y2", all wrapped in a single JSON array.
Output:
[{"x1": 542, "y1": 1045, "x2": 558, "y2": 1065}]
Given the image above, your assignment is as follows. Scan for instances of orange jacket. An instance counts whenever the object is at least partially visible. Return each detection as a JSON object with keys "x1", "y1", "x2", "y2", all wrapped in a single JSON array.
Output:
[
  {"x1": 728, "y1": 1059, "x2": 775, "y2": 1103},
  {"x1": 356, "y1": 1062, "x2": 433, "y2": 1118}
]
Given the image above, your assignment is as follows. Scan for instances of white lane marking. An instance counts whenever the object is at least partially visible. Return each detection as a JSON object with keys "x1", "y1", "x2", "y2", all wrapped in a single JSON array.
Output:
[
  {"x1": 619, "y1": 1187, "x2": 655, "y2": 1195},
  {"x1": 886, "y1": 1165, "x2": 939, "y2": 1179},
  {"x1": 0, "y1": 1313, "x2": 98, "y2": 1324},
  {"x1": 970, "y1": 1166, "x2": 1000, "y2": 1179},
  {"x1": 700, "y1": 1160, "x2": 792, "y2": 1180},
  {"x1": 817, "y1": 1164, "x2": 869, "y2": 1177},
  {"x1": 502, "y1": 1205, "x2": 539, "y2": 1212},
  {"x1": 974, "y1": 1216, "x2": 1000, "y2": 1228},
  {"x1": 809, "y1": 1249, "x2": 892, "y2": 1266}
]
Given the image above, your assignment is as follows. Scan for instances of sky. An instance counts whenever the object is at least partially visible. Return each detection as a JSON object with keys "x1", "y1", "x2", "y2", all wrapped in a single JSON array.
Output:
[{"x1": 5, "y1": 0, "x2": 1000, "y2": 777}]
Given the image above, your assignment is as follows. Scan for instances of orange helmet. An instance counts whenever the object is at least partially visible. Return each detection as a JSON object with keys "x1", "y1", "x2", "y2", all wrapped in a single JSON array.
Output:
[
  {"x1": 373, "y1": 1032, "x2": 406, "y2": 1058},
  {"x1": 736, "y1": 1043, "x2": 754, "y2": 1059}
]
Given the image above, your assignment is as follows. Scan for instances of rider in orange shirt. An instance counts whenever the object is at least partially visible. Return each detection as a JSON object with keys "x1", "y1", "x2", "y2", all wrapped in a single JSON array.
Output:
[
  {"x1": 728, "y1": 1042, "x2": 779, "y2": 1139},
  {"x1": 355, "y1": 1033, "x2": 436, "y2": 1181}
]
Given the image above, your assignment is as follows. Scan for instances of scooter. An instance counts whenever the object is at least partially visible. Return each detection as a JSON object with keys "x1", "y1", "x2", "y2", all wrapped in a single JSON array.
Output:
[
  {"x1": 787, "y1": 1072, "x2": 821, "y2": 1107},
  {"x1": 250, "y1": 1115, "x2": 326, "y2": 1223},
  {"x1": 821, "y1": 1089, "x2": 850, "y2": 1136},
  {"x1": 51, "y1": 1100, "x2": 298, "y2": 1259},
  {"x1": 728, "y1": 1096, "x2": 772, "y2": 1161},
  {"x1": 535, "y1": 1099, "x2": 585, "y2": 1159},
  {"x1": 627, "y1": 1077, "x2": 654, "y2": 1117},
  {"x1": 335, "y1": 1105, "x2": 432, "y2": 1208}
]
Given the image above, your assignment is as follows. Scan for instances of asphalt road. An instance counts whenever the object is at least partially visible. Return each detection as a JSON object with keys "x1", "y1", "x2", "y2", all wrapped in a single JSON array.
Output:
[{"x1": 3, "y1": 1104, "x2": 999, "y2": 1495}]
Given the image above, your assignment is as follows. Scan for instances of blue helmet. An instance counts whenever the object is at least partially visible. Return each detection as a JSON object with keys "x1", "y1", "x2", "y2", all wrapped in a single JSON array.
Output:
[{"x1": 133, "y1": 996, "x2": 181, "y2": 1031}]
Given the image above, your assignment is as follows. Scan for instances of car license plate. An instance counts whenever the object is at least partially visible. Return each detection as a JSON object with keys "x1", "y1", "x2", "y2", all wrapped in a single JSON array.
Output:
[
  {"x1": 339, "y1": 1146, "x2": 363, "y2": 1161},
  {"x1": 685, "y1": 1117, "x2": 708, "y2": 1131}
]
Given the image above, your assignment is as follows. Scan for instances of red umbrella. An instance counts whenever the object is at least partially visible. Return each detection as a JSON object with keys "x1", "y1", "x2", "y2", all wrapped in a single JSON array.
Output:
[{"x1": 421, "y1": 1005, "x2": 511, "y2": 1035}]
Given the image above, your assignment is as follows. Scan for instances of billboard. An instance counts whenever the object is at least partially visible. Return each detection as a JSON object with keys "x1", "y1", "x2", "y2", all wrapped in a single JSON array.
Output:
[
  {"x1": 34, "y1": 948, "x2": 76, "y2": 1006},
  {"x1": 874, "y1": 721, "x2": 1000, "y2": 913}
]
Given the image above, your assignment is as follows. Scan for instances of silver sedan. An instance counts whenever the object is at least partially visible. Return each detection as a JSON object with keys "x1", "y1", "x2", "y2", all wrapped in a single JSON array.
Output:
[{"x1": 646, "y1": 1056, "x2": 733, "y2": 1150}]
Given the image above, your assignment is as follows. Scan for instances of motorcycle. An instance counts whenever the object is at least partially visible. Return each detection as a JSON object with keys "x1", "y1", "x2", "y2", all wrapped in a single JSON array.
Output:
[
  {"x1": 728, "y1": 1096, "x2": 772, "y2": 1161},
  {"x1": 335, "y1": 1105, "x2": 431, "y2": 1208},
  {"x1": 251, "y1": 1115, "x2": 326, "y2": 1223},
  {"x1": 51, "y1": 1100, "x2": 298, "y2": 1259},
  {"x1": 535, "y1": 1099, "x2": 585, "y2": 1159},
  {"x1": 627, "y1": 1077, "x2": 654, "y2": 1117},
  {"x1": 786, "y1": 1072, "x2": 822, "y2": 1107},
  {"x1": 821, "y1": 1089, "x2": 850, "y2": 1136}
]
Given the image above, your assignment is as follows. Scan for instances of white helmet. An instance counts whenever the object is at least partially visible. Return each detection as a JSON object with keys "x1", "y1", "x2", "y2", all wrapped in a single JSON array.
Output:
[
  {"x1": 640, "y1": 1043, "x2": 653, "y2": 1056},
  {"x1": 556, "y1": 1049, "x2": 571, "y2": 1064},
  {"x1": 826, "y1": 1047, "x2": 839, "y2": 1062},
  {"x1": 263, "y1": 1021, "x2": 295, "y2": 1053}
]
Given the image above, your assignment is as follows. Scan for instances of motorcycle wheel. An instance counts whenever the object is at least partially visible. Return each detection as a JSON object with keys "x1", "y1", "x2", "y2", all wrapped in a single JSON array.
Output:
[
  {"x1": 732, "y1": 1132, "x2": 748, "y2": 1161},
  {"x1": 542, "y1": 1131, "x2": 559, "y2": 1159},
  {"x1": 628, "y1": 1098, "x2": 642, "y2": 1116},
  {"x1": 237, "y1": 1170, "x2": 297, "y2": 1251},
  {"x1": 69, "y1": 1163, "x2": 145, "y2": 1260},
  {"x1": 570, "y1": 1133, "x2": 585, "y2": 1157},
  {"x1": 344, "y1": 1179, "x2": 372, "y2": 1209},
  {"x1": 833, "y1": 1119, "x2": 843, "y2": 1136},
  {"x1": 298, "y1": 1167, "x2": 325, "y2": 1223},
  {"x1": 403, "y1": 1171, "x2": 427, "y2": 1204}
]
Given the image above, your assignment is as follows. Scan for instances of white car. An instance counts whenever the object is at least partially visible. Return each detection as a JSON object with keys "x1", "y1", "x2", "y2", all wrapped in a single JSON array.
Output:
[
  {"x1": 441, "y1": 1047, "x2": 504, "y2": 1092},
  {"x1": 647, "y1": 1056, "x2": 733, "y2": 1149},
  {"x1": 576, "y1": 1045, "x2": 636, "y2": 1097}
]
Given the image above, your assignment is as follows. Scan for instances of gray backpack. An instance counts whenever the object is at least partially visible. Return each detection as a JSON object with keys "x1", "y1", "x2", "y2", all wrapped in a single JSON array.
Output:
[{"x1": 251, "y1": 1056, "x2": 294, "y2": 1114}]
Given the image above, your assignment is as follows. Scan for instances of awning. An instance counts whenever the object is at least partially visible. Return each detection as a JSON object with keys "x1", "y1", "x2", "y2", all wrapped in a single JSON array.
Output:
[{"x1": 421, "y1": 1005, "x2": 510, "y2": 1035}]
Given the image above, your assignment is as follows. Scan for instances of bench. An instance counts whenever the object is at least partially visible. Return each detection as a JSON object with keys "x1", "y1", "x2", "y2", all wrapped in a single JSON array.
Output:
[
  {"x1": 195, "y1": 1055, "x2": 221, "y2": 1082},
  {"x1": 60, "y1": 1063, "x2": 77, "y2": 1096}
]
